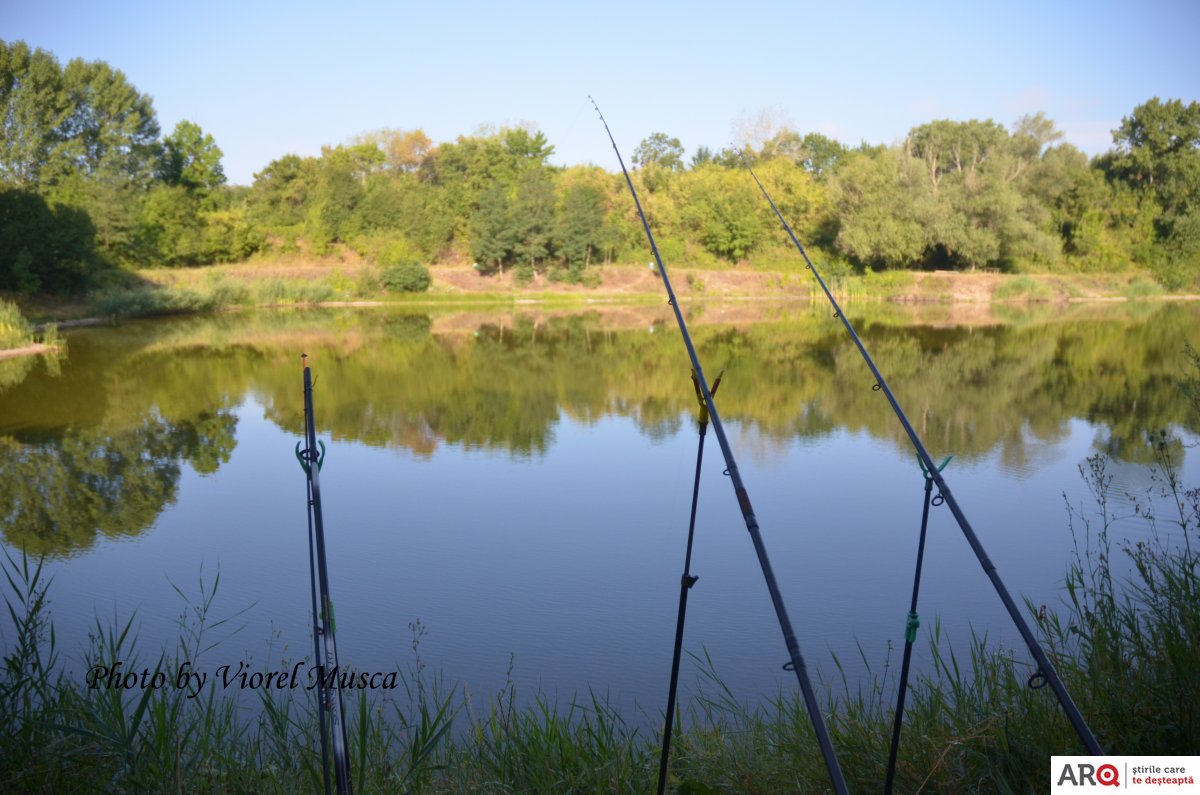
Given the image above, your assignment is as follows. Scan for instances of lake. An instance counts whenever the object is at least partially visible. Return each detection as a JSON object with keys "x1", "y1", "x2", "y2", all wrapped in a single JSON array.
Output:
[{"x1": 1, "y1": 299, "x2": 1197, "y2": 725}]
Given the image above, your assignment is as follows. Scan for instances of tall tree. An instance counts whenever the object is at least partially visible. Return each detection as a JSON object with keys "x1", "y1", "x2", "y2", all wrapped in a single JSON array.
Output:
[
  {"x1": 799, "y1": 133, "x2": 848, "y2": 179},
  {"x1": 1104, "y1": 98, "x2": 1200, "y2": 287},
  {"x1": 355, "y1": 128, "x2": 433, "y2": 173},
  {"x1": 511, "y1": 171, "x2": 555, "y2": 267},
  {"x1": 248, "y1": 153, "x2": 318, "y2": 228},
  {"x1": 633, "y1": 132, "x2": 684, "y2": 171},
  {"x1": 470, "y1": 186, "x2": 514, "y2": 272},
  {"x1": 906, "y1": 119, "x2": 1006, "y2": 196},
  {"x1": 555, "y1": 182, "x2": 608, "y2": 268},
  {"x1": 0, "y1": 40, "x2": 72, "y2": 187},
  {"x1": 681, "y1": 165, "x2": 765, "y2": 261},
  {"x1": 159, "y1": 120, "x2": 225, "y2": 192},
  {"x1": 1108, "y1": 97, "x2": 1200, "y2": 219},
  {"x1": 57, "y1": 56, "x2": 159, "y2": 183}
]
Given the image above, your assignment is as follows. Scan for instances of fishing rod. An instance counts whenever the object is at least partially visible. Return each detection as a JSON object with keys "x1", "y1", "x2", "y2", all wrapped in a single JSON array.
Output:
[
  {"x1": 657, "y1": 370, "x2": 722, "y2": 795},
  {"x1": 589, "y1": 98, "x2": 850, "y2": 795},
  {"x1": 884, "y1": 454, "x2": 949, "y2": 795},
  {"x1": 296, "y1": 353, "x2": 353, "y2": 795},
  {"x1": 739, "y1": 161, "x2": 1105, "y2": 756}
]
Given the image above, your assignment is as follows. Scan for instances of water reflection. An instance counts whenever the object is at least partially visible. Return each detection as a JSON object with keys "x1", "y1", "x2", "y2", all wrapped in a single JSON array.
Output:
[
  {"x1": 0, "y1": 301, "x2": 1197, "y2": 558},
  {"x1": 0, "y1": 411, "x2": 236, "y2": 555}
]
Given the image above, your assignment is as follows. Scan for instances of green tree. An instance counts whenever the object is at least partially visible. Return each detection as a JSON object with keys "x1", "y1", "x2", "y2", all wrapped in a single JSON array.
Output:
[
  {"x1": 159, "y1": 120, "x2": 225, "y2": 192},
  {"x1": 512, "y1": 171, "x2": 556, "y2": 268},
  {"x1": 906, "y1": 119, "x2": 1007, "y2": 197},
  {"x1": 304, "y1": 145, "x2": 377, "y2": 251},
  {"x1": 799, "y1": 133, "x2": 847, "y2": 179},
  {"x1": 0, "y1": 187, "x2": 96, "y2": 291},
  {"x1": 0, "y1": 40, "x2": 72, "y2": 187},
  {"x1": 1108, "y1": 98, "x2": 1200, "y2": 219},
  {"x1": 756, "y1": 130, "x2": 846, "y2": 179},
  {"x1": 423, "y1": 126, "x2": 555, "y2": 238},
  {"x1": 355, "y1": 127, "x2": 433, "y2": 173},
  {"x1": 140, "y1": 183, "x2": 205, "y2": 265},
  {"x1": 1103, "y1": 98, "x2": 1200, "y2": 287},
  {"x1": 470, "y1": 186, "x2": 514, "y2": 272},
  {"x1": 57, "y1": 56, "x2": 159, "y2": 183},
  {"x1": 502, "y1": 127, "x2": 554, "y2": 163},
  {"x1": 1003, "y1": 112, "x2": 1063, "y2": 184},
  {"x1": 681, "y1": 165, "x2": 765, "y2": 260},
  {"x1": 633, "y1": 132, "x2": 684, "y2": 171},
  {"x1": 555, "y1": 182, "x2": 609, "y2": 269},
  {"x1": 248, "y1": 153, "x2": 318, "y2": 229},
  {"x1": 832, "y1": 148, "x2": 927, "y2": 269}
]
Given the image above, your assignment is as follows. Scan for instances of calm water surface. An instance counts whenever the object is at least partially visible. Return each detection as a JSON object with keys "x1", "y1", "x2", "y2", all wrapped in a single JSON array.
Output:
[{"x1": 1, "y1": 301, "x2": 1197, "y2": 722}]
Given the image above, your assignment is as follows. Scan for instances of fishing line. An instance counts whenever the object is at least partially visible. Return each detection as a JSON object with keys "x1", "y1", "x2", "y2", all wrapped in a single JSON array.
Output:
[
  {"x1": 657, "y1": 369, "x2": 721, "y2": 795},
  {"x1": 590, "y1": 98, "x2": 850, "y2": 795},
  {"x1": 739, "y1": 160, "x2": 1104, "y2": 756},
  {"x1": 296, "y1": 353, "x2": 353, "y2": 795}
]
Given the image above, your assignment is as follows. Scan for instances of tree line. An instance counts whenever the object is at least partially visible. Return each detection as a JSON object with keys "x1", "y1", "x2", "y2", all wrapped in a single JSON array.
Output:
[{"x1": 2, "y1": 39, "x2": 1198, "y2": 295}]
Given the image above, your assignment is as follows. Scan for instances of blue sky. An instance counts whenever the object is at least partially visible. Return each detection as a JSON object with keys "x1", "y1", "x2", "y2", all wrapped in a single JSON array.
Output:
[{"x1": 4, "y1": 0, "x2": 1198, "y2": 185}]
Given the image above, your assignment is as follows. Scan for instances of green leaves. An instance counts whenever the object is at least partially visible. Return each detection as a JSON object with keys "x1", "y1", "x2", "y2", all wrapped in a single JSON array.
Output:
[
  {"x1": 159, "y1": 120, "x2": 225, "y2": 192},
  {"x1": 633, "y1": 132, "x2": 685, "y2": 172}
]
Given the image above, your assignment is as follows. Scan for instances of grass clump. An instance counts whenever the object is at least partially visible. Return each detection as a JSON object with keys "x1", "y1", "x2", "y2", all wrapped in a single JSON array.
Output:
[
  {"x1": 89, "y1": 277, "x2": 336, "y2": 319},
  {"x1": 251, "y1": 278, "x2": 334, "y2": 306},
  {"x1": 0, "y1": 299, "x2": 34, "y2": 349},
  {"x1": 994, "y1": 274, "x2": 1056, "y2": 302},
  {"x1": 1123, "y1": 276, "x2": 1166, "y2": 300}
]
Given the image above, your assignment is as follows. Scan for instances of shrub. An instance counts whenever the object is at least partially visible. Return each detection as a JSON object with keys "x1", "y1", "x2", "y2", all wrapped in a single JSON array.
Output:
[
  {"x1": 381, "y1": 262, "x2": 432, "y2": 293},
  {"x1": 1123, "y1": 276, "x2": 1165, "y2": 300},
  {"x1": 0, "y1": 299, "x2": 33, "y2": 348}
]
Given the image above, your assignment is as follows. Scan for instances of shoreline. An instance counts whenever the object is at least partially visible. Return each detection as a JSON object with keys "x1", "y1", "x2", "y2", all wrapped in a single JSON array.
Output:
[{"x1": 3, "y1": 266, "x2": 1198, "y2": 360}]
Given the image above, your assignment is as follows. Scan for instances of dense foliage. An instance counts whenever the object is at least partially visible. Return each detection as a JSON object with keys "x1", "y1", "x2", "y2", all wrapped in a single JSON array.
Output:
[{"x1": 3, "y1": 39, "x2": 1198, "y2": 295}]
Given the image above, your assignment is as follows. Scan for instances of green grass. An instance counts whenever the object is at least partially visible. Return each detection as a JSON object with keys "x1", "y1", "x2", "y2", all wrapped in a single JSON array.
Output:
[
  {"x1": 1123, "y1": 276, "x2": 1166, "y2": 300},
  {"x1": 0, "y1": 298, "x2": 34, "y2": 349},
  {"x1": 994, "y1": 275, "x2": 1057, "y2": 302},
  {"x1": 83, "y1": 271, "x2": 670, "y2": 320}
]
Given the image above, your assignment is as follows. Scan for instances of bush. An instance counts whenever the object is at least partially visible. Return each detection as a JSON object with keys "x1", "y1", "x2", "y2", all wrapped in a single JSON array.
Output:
[
  {"x1": 381, "y1": 262, "x2": 431, "y2": 293},
  {"x1": 0, "y1": 299, "x2": 33, "y2": 348}
]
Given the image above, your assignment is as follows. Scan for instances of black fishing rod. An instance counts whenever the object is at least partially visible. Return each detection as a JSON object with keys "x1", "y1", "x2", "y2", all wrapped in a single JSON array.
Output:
[
  {"x1": 296, "y1": 353, "x2": 353, "y2": 795},
  {"x1": 590, "y1": 98, "x2": 850, "y2": 795},
  {"x1": 657, "y1": 370, "x2": 722, "y2": 795},
  {"x1": 884, "y1": 454, "x2": 949, "y2": 795},
  {"x1": 740, "y1": 162, "x2": 1105, "y2": 756}
]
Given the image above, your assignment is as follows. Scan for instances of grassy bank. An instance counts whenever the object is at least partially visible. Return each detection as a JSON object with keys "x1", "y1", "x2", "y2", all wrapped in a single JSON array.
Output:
[
  {"x1": 2, "y1": 429, "x2": 1197, "y2": 792},
  {"x1": 0, "y1": 298, "x2": 62, "y2": 364},
  {"x1": 6, "y1": 252, "x2": 1196, "y2": 328}
]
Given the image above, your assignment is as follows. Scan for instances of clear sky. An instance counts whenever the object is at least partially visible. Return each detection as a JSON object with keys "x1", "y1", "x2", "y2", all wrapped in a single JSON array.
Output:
[{"x1": 4, "y1": 0, "x2": 1198, "y2": 185}]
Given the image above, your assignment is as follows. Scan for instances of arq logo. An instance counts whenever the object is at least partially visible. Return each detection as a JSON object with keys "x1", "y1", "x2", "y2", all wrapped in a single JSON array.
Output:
[{"x1": 1057, "y1": 763, "x2": 1120, "y2": 787}]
